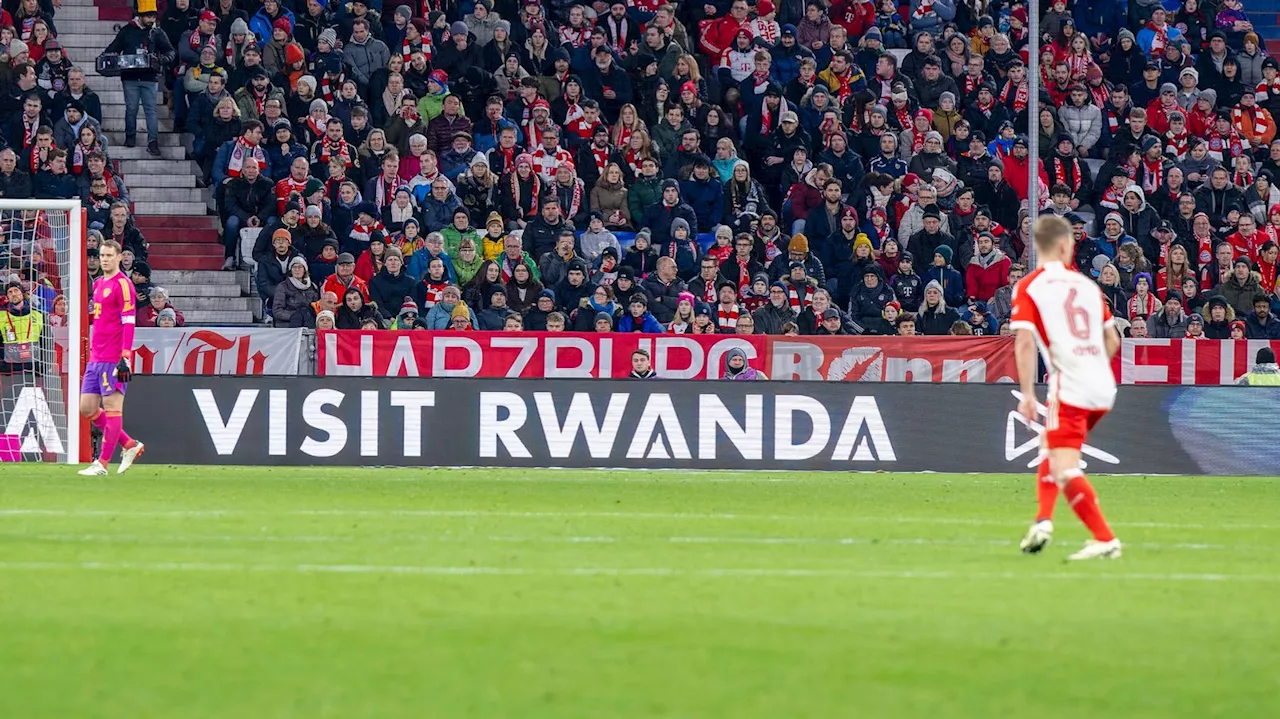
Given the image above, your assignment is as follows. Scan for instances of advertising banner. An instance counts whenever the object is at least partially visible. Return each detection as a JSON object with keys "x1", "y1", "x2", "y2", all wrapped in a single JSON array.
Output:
[
  {"x1": 317, "y1": 330, "x2": 767, "y2": 379},
  {"x1": 121, "y1": 375, "x2": 1272, "y2": 474},
  {"x1": 0, "y1": 375, "x2": 65, "y2": 460},
  {"x1": 1112, "y1": 338, "x2": 1280, "y2": 385},
  {"x1": 130, "y1": 328, "x2": 304, "y2": 375},
  {"x1": 769, "y1": 336, "x2": 1017, "y2": 382}
]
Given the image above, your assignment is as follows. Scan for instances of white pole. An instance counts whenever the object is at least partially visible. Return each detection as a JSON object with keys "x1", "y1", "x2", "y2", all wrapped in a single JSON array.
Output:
[
  {"x1": 1027, "y1": 3, "x2": 1040, "y2": 270},
  {"x1": 67, "y1": 206, "x2": 84, "y2": 465}
]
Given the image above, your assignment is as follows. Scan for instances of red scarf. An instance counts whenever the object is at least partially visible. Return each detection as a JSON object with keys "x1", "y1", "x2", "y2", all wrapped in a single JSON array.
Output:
[
  {"x1": 319, "y1": 72, "x2": 342, "y2": 104},
  {"x1": 421, "y1": 279, "x2": 448, "y2": 307},
  {"x1": 1234, "y1": 170, "x2": 1255, "y2": 188},
  {"x1": 1000, "y1": 80, "x2": 1029, "y2": 114},
  {"x1": 717, "y1": 303, "x2": 739, "y2": 330},
  {"x1": 1143, "y1": 158, "x2": 1164, "y2": 195},
  {"x1": 624, "y1": 148, "x2": 642, "y2": 178},
  {"x1": 1193, "y1": 229, "x2": 1214, "y2": 267},
  {"x1": 306, "y1": 113, "x2": 328, "y2": 140},
  {"x1": 787, "y1": 284, "x2": 810, "y2": 312},
  {"x1": 1052, "y1": 156, "x2": 1082, "y2": 194},
  {"x1": 560, "y1": 179, "x2": 583, "y2": 219},
  {"x1": 1065, "y1": 53, "x2": 1092, "y2": 80},
  {"x1": 372, "y1": 176, "x2": 397, "y2": 207},
  {"x1": 71, "y1": 141, "x2": 98, "y2": 175},
  {"x1": 701, "y1": 278, "x2": 717, "y2": 303},
  {"x1": 760, "y1": 108, "x2": 773, "y2": 135},
  {"x1": 830, "y1": 69, "x2": 855, "y2": 104},
  {"x1": 1105, "y1": 104, "x2": 1126, "y2": 134},
  {"x1": 1207, "y1": 128, "x2": 1245, "y2": 159},
  {"x1": 1146, "y1": 21, "x2": 1169, "y2": 55},
  {"x1": 894, "y1": 105, "x2": 912, "y2": 130},
  {"x1": 226, "y1": 138, "x2": 264, "y2": 178},
  {"x1": 559, "y1": 24, "x2": 590, "y2": 48},
  {"x1": 351, "y1": 219, "x2": 385, "y2": 243},
  {"x1": 510, "y1": 171, "x2": 541, "y2": 217},
  {"x1": 402, "y1": 35, "x2": 429, "y2": 62},
  {"x1": 975, "y1": 96, "x2": 993, "y2": 118},
  {"x1": 1260, "y1": 258, "x2": 1278, "y2": 293},
  {"x1": 912, "y1": 0, "x2": 935, "y2": 19},
  {"x1": 317, "y1": 138, "x2": 353, "y2": 167},
  {"x1": 590, "y1": 145, "x2": 609, "y2": 173},
  {"x1": 1089, "y1": 83, "x2": 1109, "y2": 110},
  {"x1": 964, "y1": 73, "x2": 982, "y2": 99},
  {"x1": 1165, "y1": 130, "x2": 1190, "y2": 159},
  {"x1": 19, "y1": 115, "x2": 37, "y2": 148},
  {"x1": 1233, "y1": 107, "x2": 1268, "y2": 139},
  {"x1": 737, "y1": 256, "x2": 751, "y2": 296},
  {"x1": 1258, "y1": 78, "x2": 1280, "y2": 103}
]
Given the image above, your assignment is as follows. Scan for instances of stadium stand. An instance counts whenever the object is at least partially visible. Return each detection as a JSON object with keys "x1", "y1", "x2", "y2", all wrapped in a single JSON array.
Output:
[{"x1": 2, "y1": 0, "x2": 1280, "y2": 337}]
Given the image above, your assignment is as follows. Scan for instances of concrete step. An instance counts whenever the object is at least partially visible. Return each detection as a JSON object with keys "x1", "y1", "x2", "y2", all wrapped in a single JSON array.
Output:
[
  {"x1": 180, "y1": 297, "x2": 259, "y2": 312},
  {"x1": 56, "y1": 19, "x2": 118, "y2": 34},
  {"x1": 149, "y1": 228, "x2": 221, "y2": 242},
  {"x1": 57, "y1": 33, "x2": 123, "y2": 49},
  {"x1": 107, "y1": 144, "x2": 187, "y2": 160},
  {"x1": 150, "y1": 256, "x2": 228, "y2": 271},
  {"x1": 101, "y1": 104, "x2": 172, "y2": 120},
  {"x1": 92, "y1": 90, "x2": 126, "y2": 105},
  {"x1": 152, "y1": 241, "x2": 224, "y2": 257},
  {"x1": 133, "y1": 200, "x2": 209, "y2": 215},
  {"x1": 119, "y1": 159, "x2": 202, "y2": 176},
  {"x1": 136, "y1": 215, "x2": 219, "y2": 230},
  {"x1": 131, "y1": 187, "x2": 204, "y2": 203},
  {"x1": 102, "y1": 118, "x2": 177, "y2": 133},
  {"x1": 103, "y1": 131, "x2": 182, "y2": 147},
  {"x1": 153, "y1": 269, "x2": 248, "y2": 285},
  {"x1": 49, "y1": 6, "x2": 101, "y2": 20},
  {"x1": 182, "y1": 310, "x2": 257, "y2": 325},
  {"x1": 127, "y1": 173, "x2": 196, "y2": 188},
  {"x1": 165, "y1": 283, "x2": 244, "y2": 298}
]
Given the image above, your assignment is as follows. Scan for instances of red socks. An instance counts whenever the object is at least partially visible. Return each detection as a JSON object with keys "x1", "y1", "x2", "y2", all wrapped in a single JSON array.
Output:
[
  {"x1": 1064, "y1": 472, "x2": 1116, "y2": 542},
  {"x1": 1035, "y1": 458, "x2": 1058, "y2": 522},
  {"x1": 90, "y1": 409, "x2": 135, "y2": 464}
]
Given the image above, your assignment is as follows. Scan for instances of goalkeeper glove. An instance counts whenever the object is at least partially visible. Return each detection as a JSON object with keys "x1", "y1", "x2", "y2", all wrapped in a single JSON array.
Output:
[{"x1": 116, "y1": 358, "x2": 133, "y2": 383}]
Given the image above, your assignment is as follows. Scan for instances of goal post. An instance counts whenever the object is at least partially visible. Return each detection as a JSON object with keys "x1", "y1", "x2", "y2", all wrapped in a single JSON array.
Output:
[{"x1": 0, "y1": 199, "x2": 86, "y2": 465}]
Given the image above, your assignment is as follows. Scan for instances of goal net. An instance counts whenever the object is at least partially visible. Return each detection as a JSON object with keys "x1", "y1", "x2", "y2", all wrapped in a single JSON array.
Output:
[{"x1": 0, "y1": 200, "x2": 85, "y2": 464}]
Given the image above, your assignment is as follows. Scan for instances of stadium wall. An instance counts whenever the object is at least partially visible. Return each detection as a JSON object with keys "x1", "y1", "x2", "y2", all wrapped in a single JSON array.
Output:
[{"x1": 115, "y1": 376, "x2": 1279, "y2": 475}]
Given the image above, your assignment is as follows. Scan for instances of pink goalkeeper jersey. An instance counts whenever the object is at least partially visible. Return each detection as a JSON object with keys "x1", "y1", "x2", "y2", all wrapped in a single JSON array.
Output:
[{"x1": 89, "y1": 272, "x2": 137, "y2": 363}]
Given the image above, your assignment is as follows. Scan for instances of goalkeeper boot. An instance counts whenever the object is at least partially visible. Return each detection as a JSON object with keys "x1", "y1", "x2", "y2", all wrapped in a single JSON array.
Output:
[
  {"x1": 1019, "y1": 520, "x2": 1053, "y2": 554},
  {"x1": 1067, "y1": 539, "x2": 1123, "y2": 561},
  {"x1": 117, "y1": 442, "x2": 145, "y2": 475},
  {"x1": 76, "y1": 460, "x2": 108, "y2": 477}
]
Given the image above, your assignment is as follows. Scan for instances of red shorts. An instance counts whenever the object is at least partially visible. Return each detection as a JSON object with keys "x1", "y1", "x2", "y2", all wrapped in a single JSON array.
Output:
[{"x1": 1045, "y1": 401, "x2": 1108, "y2": 451}]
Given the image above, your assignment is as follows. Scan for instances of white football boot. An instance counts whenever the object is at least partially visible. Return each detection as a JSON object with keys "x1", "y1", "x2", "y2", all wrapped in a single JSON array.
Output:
[
  {"x1": 1019, "y1": 520, "x2": 1054, "y2": 554},
  {"x1": 1067, "y1": 538, "x2": 1123, "y2": 561},
  {"x1": 76, "y1": 460, "x2": 108, "y2": 477},
  {"x1": 117, "y1": 442, "x2": 145, "y2": 474}
]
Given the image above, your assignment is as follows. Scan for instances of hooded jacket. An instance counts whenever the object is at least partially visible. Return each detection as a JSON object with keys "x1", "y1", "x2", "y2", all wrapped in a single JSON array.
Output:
[{"x1": 848, "y1": 265, "x2": 896, "y2": 328}]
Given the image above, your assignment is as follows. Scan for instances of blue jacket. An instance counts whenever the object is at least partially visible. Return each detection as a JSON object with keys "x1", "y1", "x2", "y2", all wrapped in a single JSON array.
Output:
[
  {"x1": 616, "y1": 310, "x2": 665, "y2": 333},
  {"x1": 680, "y1": 176, "x2": 724, "y2": 233},
  {"x1": 925, "y1": 265, "x2": 966, "y2": 308},
  {"x1": 265, "y1": 142, "x2": 307, "y2": 181},
  {"x1": 660, "y1": 238, "x2": 702, "y2": 278},
  {"x1": 418, "y1": 192, "x2": 463, "y2": 233},
  {"x1": 769, "y1": 43, "x2": 814, "y2": 88},
  {"x1": 1073, "y1": 0, "x2": 1125, "y2": 42},
  {"x1": 960, "y1": 306, "x2": 999, "y2": 335},
  {"x1": 641, "y1": 201, "x2": 698, "y2": 247},
  {"x1": 249, "y1": 7, "x2": 297, "y2": 48},
  {"x1": 406, "y1": 250, "x2": 456, "y2": 285},
  {"x1": 1246, "y1": 312, "x2": 1280, "y2": 340}
]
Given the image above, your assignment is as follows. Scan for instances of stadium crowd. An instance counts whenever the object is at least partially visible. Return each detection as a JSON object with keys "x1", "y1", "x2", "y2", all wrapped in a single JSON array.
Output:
[{"x1": 4, "y1": 0, "x2": 1280, "y2": 345}]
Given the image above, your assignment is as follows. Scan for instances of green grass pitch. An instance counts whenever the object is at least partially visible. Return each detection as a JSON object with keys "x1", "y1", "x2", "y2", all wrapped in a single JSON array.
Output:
[{"x1": 0, "y1": 466, "x2": 1277, "y2": 718}]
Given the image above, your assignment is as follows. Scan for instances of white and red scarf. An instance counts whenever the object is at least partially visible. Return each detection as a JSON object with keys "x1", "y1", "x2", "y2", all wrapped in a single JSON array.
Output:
[
  {"x1": 716, "y1": 303, "x2": 739, "y2": 331},
  {"x1": 589, "y1": 145, "x2": 610, "y2": 173},
  {"x1": 1234, "y1": 107, "x2": 1269, "y2": 140},
  {"x1": 319, "y1": 71, "x2": 343, "y2": 104},
  {"x1": 974, "y1": 96, "x2": 994, "y2": 119},
  {"x1": 559, "y1": 23, "x2": 591, "y2": 49},
  {"x1": 559, "y1": 179, "x2": 584, "y2": 218},
  {"x1": 372, "y1": 176, "x2": 397, "y2": 207},
  {"x1": 226, "y1": 138, "x2": 265, "y2": 178},
  {"x1": 1258, "y1": 78, "x2": 1280, "y2": 103},
  {"x1": 787, "y1": 284, "x2": 811, "y2": 312},
  {"x1": 1146, "y1": 21, "x2": 1169, "y2": 55},
  {"x1": 510, "y1": 172, "x2": 541, "y2": 217},
  {"x1": 912, "y1": 0, "x2": 935, "y2": 19},
  {"x1": 1089, "y1": 83, "x2": 1109, "y2": 110},
  {"x1": 421, "y1": 280, "x2": 448, "y2": 307},
  {"x1": 1234, "y1": 170, "x2": 1255, "y2": 189},
  {"x1": 350, "y1": 218, "x2": 385, "y2": 244},
  {"x1": 1165, "y1": 130, "x2": 1190, "y2": 160},
  {"x1": 402, "y1": 35, "x2": 430, "y2": 62},
  {"x1": 1052, "y1": 156, "x2": 1082, "y2": 194},
  {"x1": 1142, "y1": 158, "x2": 1164, "y2": 196},
  {"x1": 317, "y1": 138, "x2": 353, "y2": 167},
  {"x1": 999, "y1": 79, "x2": 1029, "y2": 114}
]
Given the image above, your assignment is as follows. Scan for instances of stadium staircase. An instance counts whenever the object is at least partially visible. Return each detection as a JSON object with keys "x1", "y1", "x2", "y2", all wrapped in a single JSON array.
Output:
[
  {"x1": 60, "y1": 0, "x2": 259, "y2": 324},
  {"x1": 1251, "y1": 0, "x2": 1280, "y2": 55}
]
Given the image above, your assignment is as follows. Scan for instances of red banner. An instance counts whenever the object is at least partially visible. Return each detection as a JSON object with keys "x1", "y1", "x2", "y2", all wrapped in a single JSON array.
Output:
[
  {"x1": 1112, "y1": 339, "x2": 1280, "y2": 385},
  {"x1": 769, "y1": 336, "x2": 1017, "y2": 382},
  {"x1": 317, "y1": 331, "x2": 768, "y2": 379},
  {"x1": 318, "y1": 332, "x2": 1280, "y2": 385}
]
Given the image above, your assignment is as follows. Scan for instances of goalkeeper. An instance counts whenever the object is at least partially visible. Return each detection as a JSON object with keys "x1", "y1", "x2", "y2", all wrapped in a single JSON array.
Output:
[{"x1": 77, "y1": 240, "x2": 145, "y2": 476}]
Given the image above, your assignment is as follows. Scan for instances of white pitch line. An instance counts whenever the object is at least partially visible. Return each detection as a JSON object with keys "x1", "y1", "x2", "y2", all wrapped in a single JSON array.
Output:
[
  {"x1": 1, "y1": 508, "x2": 1278, "y2": 530},
  {"x1": 0, "y1": 560, "x2": 1274, "y2": 583},
  {"x1": 3, "y1": 532, "x2": 1237, "y2": 551}
]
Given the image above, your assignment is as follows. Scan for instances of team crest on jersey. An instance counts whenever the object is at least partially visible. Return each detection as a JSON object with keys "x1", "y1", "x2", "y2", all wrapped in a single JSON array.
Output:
[{"x1": 103, "y1": 287, "x2": 111, "y2": 297}]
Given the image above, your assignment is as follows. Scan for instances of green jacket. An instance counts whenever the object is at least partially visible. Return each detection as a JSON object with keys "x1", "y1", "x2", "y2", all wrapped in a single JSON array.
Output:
[
  {"x1": 441, "y1": 226, "x2": 482, "y2": 259},
  {"x1": 629, "y1": 176, "x2": 663, "y2": 224}
]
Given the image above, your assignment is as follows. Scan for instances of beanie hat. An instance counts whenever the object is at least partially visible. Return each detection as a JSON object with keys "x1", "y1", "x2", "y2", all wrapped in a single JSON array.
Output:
[
  {"x1": 450, "y1": 303, "x2": 470, "y2": 320},
  {"x1": 678, "y1": 291, "x2": 695, "y2": 306},
  {"x1": 398, "y1": 297, "x2": 419, "y2": 316},
  {"x1": 924, "y1": 279, "x2": 945, "y2": 297},
  {"x1": 318, "y1": 27, "x2": 337, "y2": 47},
  {"x1": 935, "y1": 245, "x2": 954, "y2": 265},
  {"x1": 671, "y1": 217, "x2": 690, "y2": 235},
  {"x1": 852, "y1": 234, "x2": 873, "y2": 254},
  {"x1": 788, "y1": 233, "x2": 809, "y2": 253}
]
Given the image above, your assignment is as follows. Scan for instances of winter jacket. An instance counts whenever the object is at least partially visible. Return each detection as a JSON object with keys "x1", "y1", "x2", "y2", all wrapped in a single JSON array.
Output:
[
  {"x1": 916, "y1": 303, "x2": 961, "y2": 335},
  {"x1": 1148, "y1": 308, "x2": 1190, "y2": 338},
  {"x1": 256, "y1": 251, "x2": 303, "y2": 301},
  {"x1": 1245, "y1": 311, "x2": 1280, "y2": 339},
  {"x1": 1219, "y1": 272, "x2": 1265, "y2": 317},
  {"x1": 522, "y1": 216, "x2": 572, "y2": 260},
  {"x1": 680, "y1": 176, "x2": 725, "y2": 233},
  {"x1": 641, "y1": 275, "x2": 687, "y2": 324},
  {"x1": 617, "y1": 310, "x2": 665, "y2": 333},
  {"x1": 1058, "y1": 101, "x2": 1103, "y2": 151},
  {"x1": 368, "y1": 267, "x2": 418, "y2": 320},
  {"x1": 629, "y1": 176, "x2": 664, "y2": 225},
  {"x1": 272, "y1": 277, "x2": 319, "y2": 327},
  {"x1": 891, "y1": 272, "x2": 923, "y2": 313},
  {"x1": 965, "y1": 249, "x2": 1011, "y2": 303},
  {"x1": 641, "y1": 201, "x2": 699, "y2": 248},
  {"x1": 848, "y1": 266, "x2": 896, "y2": 328},
  {"x1": 752, "y1": 301, "x2": 798, "y2": 335},
  {"x1": 925, "y1": 265, "x2": 967, "y2": 308},
  {"x1": 424, "y1": 300, "x2": 477, "y2": 330}
]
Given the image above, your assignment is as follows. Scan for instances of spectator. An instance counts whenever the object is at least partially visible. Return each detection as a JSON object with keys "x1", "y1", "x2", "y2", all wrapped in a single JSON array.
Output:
[
  {"x1": 137, "y1": 287, "x2": 185, "y2": 327},
  {"x1": 0, "y1": 281, "x2": 41, "y2": 373},
  {"x1": 103, "y1": 4, "x2": 174, "y2": 155},
  {"x1": 261, "y1": 254, "x2": 317, "y2": 327}
]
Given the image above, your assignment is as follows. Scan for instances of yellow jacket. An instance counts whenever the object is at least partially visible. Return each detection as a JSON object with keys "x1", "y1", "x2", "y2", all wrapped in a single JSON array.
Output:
[{"x1": 0, "y1": 305, "x2": 43, "y2": 347}]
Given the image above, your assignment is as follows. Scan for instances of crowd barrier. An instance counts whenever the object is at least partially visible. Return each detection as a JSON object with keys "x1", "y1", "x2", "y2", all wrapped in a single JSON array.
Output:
[{"x1": 116, "y1": 376, "x2": 1278, "y2": 474}]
